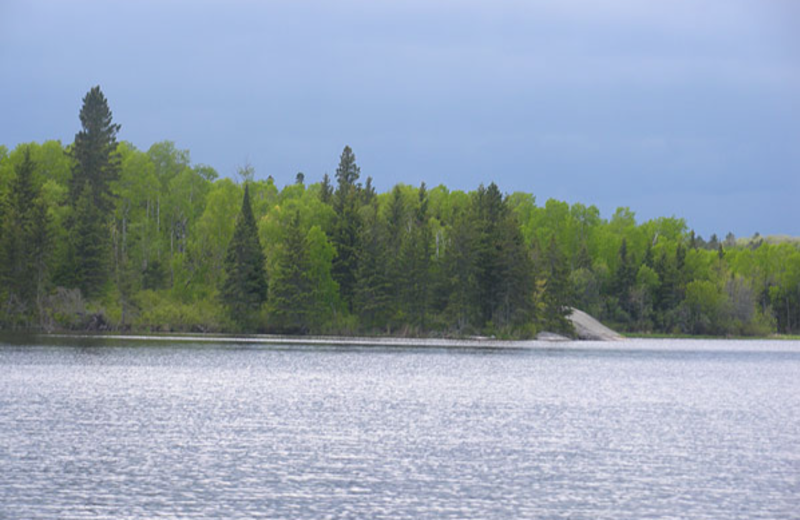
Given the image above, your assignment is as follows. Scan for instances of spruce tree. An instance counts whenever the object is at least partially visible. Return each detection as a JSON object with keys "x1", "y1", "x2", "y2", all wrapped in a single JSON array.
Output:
[
  {"x1": 70, "y1": 86, "x2": 120, "y2": 213},
  {"x1": 471, "y1": 182, "x2": 533, "y2": 331},
  {"x1": 269, "y1": 211, "x2": 313, "y2": 332},
  {"x1": 67, "y1": 86, "x2": 120, "y2": 296},
  {"x1": 221, "y1": 184, "x2": 268, "y2": 327},
  {"x1": 384, "y1": 185, "x2": 407, "y2": 310},
  {"x1": 331, "y1": 146, "x2": 362, "y2": 311},
  {"x1": 0, "y1": 148, "x2": 50, "y2": 323},
  {"x1": 399, "y1": 183, "x2": 433, "y2": 330},
  {"x1": 474, "y1": 183, "x2": 505, "y2": 326},
  {"x1": 442, "y1": 207, "x2": 480, "y2": 333},
  {"x1": 320, "y1": 173, "x2": 333, "y2": 204},
  {"x1": 613, "y1": 238, "x2": 636, "y2": 315},
  {"x1": 354, "y1": 200, "x2": 393, "y2": 330},
  {"x1": 493, "y1": 213, "x2": 534, "y2": 329},
  {"x1": 72, "y1": 182, "x2": 108, "y2": 298}
]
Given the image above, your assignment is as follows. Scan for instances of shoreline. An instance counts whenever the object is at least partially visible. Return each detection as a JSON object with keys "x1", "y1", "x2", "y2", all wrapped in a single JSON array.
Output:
[{"x1": 1, "y1": 331, "x2": 796, "y2": 353}]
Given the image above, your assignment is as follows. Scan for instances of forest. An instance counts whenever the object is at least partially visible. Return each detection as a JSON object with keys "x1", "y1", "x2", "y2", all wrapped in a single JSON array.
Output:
[{"x1": 1, "y1": 87, "x2": 799, "y2": 337}]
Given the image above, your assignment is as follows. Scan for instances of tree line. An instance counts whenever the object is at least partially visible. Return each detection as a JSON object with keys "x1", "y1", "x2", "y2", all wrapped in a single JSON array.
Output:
[{"x1": 1, "y1": 87, "x2": 799, "y2": 336}]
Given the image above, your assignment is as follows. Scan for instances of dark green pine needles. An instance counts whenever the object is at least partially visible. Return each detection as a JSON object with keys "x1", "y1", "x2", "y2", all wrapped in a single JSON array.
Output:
[{"x1": 220, "y1": 184, "x2": 268, "y2": 327}]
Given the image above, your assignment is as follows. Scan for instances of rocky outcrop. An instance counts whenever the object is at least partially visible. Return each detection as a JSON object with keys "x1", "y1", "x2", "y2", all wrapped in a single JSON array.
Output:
[{"x1": 568, "y1": 308, "x2": 624, "y2": 341}]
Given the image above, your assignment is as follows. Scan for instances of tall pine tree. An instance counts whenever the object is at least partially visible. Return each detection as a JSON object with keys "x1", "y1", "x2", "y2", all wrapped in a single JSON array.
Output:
[
  {"x1": 70, "y1": 86, "x2": 120, "y2": 214},
  {"x1": 221, "y1": 184, "x2": 268, "y2": 327},
  {"x1": 472, "y1": 182, "x2": 534, "y2": 331},
  {"x1": 331, "y1": 146, "x2": 362, "y2": 311},
  {"x1": 67, "y1": 86, "x2": 120, "y2": 297}
]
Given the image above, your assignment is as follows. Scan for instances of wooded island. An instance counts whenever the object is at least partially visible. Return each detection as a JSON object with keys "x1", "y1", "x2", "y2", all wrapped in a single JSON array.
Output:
[{"x1": 1, "y1": 87, "x2": 798, "y2": 337}]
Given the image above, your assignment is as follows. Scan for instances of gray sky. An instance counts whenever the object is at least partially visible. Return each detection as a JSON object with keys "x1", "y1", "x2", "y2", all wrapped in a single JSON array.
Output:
[{"x1": 1, "y1": 0, "x2": 798, "y2": 237}]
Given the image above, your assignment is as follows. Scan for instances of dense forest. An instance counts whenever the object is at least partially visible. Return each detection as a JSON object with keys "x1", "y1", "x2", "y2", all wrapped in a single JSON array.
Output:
[{"x1": 1, "y1": 87, "x2": 799, "y2": 337}]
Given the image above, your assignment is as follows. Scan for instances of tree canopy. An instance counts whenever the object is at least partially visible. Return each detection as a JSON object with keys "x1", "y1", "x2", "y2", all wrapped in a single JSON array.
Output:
[{"x1": 1, "y1": 87, "x2": 798, "y2": 336}]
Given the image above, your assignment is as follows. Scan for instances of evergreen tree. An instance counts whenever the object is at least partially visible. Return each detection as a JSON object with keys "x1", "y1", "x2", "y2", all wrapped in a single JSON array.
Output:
[
  {"x1": 494, "y1": 213, "x2": 535, "y2": 329},
  {"x1": 1, "y1": 148, "x2": 51, "y2": 324},
  {"x1": 335, "y1": 146, "x2": 360, "y2": 189},
  {"x1": 384, "y1": 185, "x2": 408, "y2": 309},
  {"x1": 471, "y1": 182, "x2": 534, "y2": 331},
  {"x1": 70, "y1": 86, "x2": 120, "y2": 214},
  {"x1": 362, "y1": 176, "x2": 376, "y2": 205},
  {"x1": 72, "y1": 182, "x2": 108, "y2": 297},
  {"x1": 399, "y1": 183, "x2": 433, "y2": 330},
  {"x1": 474, "y1": 183, "x2": 505, "y2": 326},
  {"x1": 612, "y1": 238, "x2": 636, "y2": 316},
  {"x1": 542, "y1": 236, "x2": 574, "y2": 334},
  {"x1": 331, "y1": 146, "x2": 362, "y2": 311},
  {"x1": 220, "y1": 184, "x2": 268, "y2": 327},
  {"x1": 354, "y1": 200, "x2": 393, "y2": 329},
  {"x1": 441, "y1": 206, "x2": 480, "y2": 332},
  {"x1": 269, "y1": 211, "x2": 313, "y2": 332},
  {"x1": 320, "y1": 173, "x2": 333, "y2": 204},
  {"x1": 67, "y1": 86, "x2": 120, "y2": 296}
]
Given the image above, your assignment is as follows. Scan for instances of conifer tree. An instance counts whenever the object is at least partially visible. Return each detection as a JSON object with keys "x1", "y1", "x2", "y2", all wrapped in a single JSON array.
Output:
[
  {"x1": 354, "y1": 200, "x2": 393, "y2": 329},
  {"x1": 471, "y1": 182, "x2": 533, "y2": 330},
  {"x1": 384, "y1": 185, "x2": 407, "y2": 309},
  {"x1": 474, "y1": 183, "x2": 505, "y2": 326},
  {"x1": 70, "y1": 86, "x2": 120, "y2": 213},
  {"x1": 613, "y1": 238, "x2": 636, "y2": 314},
  {"x1": 1, "y1": 148, "x2": 51, "y2": 323},
  {"x1": 269, "y1": 211, "x2": 312, "y2": 332},
  {"x1": 72, "y1": 181, "x2": 108, "y2": 297},
  {"x1": 542, "y1": 236, "x2": 574, "y2": 334},
  {"x1": 399, "y1": 183, "x2": 433, "y2": 330},
  {"x1": 221, "y1": 184, "x2": 267, "y2": 327},
  {"x1": 67, "y1": 86, "x2": 120, "y2": 296},
  {"x1": 320, "y1": 173, "x2": 333, "y2": 204},
  {"x1": 441, "y1": 206, "x2": 480, "y2": 332},
  {"x1": 494, "y1": 213, "x2": 535, "y2": 328},
  {"x1": 331, "y1": 146, "x2": 362, "y2": 311}
]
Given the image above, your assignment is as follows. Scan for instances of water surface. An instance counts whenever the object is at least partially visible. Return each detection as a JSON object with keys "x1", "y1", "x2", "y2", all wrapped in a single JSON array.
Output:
[{"x1": 1, "y1": 336, "x2": 798, "y2": 518}]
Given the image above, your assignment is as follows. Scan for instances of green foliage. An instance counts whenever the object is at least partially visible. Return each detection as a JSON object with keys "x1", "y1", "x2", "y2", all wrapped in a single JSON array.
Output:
[
  {"x1": 134, "y1": 289, "x2": 224, "y2": 332},
  {"x1": 398, "y1": 184, "x2": 433, "y2": 330},
  {"x1": 66, "y1": 86, "x2": 120, "y2": 299},
  {"x1": 71, "y1": 182, "x2": 110, "y2": 297},
  {"x1": 331, "y1": 146, "x2": 362, "y2": 310},
  {"x1": 220, "y1": 184, "x2": 268, "y2": 328},
  {"x1": 541, "y1": 237, "x2": 574, "y2": 335},
  {"x1": 2, "y1": 105, "x2": 798, "y2": 336},
  {"x1": 70, "y1": 86, "x2": 120, "y2": 214},
  {"x1": 0, "y1": 148, "x2": 51, "y2": 327},
  {"x1": 354, "y1": 200, "x2": 393, "y2": 330},
  {"x1": 268, "y1": 211, "x2": 313, "y2": 332}
]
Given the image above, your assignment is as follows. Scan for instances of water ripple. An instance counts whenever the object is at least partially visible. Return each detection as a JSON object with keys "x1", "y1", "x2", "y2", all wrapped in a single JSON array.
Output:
[{"x1": 1, "y1": 339, "x2": 799, "y2": 518}]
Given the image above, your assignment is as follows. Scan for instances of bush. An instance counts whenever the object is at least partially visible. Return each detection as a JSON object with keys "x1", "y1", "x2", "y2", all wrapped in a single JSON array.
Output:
[{"x1": 134, "y1": 290, "x2": 224, "y2": 332}]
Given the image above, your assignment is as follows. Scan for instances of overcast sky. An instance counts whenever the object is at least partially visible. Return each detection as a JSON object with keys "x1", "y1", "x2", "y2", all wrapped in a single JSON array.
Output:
[{"x1": 1, "y1": 0, "x2": 798, "y2": 237}]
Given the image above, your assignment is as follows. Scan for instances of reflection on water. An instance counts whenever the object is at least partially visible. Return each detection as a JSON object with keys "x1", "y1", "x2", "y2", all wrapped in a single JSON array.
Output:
[{"x1": 1, "y1": 337, "x2": 799, "y2": 519}]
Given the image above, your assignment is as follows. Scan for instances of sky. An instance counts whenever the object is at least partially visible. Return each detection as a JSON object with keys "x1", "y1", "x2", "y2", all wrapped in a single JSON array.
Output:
[{"x1": 1, "y1": 0, "x2": 798, "y2": 238}]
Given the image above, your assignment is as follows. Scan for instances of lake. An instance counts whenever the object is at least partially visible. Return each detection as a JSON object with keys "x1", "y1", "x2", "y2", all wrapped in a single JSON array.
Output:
[{"x1": 1, "y1": 335, "x2": 798, "y2": 519}]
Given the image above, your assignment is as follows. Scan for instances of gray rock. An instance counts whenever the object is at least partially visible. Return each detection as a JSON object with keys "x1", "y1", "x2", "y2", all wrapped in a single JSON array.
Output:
[{"x1": 569, "y1": 308, "x2": 624, "y2": 341}]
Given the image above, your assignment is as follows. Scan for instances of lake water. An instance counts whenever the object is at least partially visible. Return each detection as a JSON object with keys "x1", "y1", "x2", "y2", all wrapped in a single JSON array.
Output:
[{"x1": 1, "y1": 336, "x2": 799, "y2": 519}]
